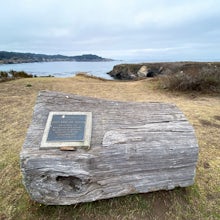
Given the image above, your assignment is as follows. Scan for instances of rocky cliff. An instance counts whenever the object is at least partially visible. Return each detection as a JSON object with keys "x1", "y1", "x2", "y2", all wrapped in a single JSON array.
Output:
[{"x1": 107, "y1": 62, "x2": 220, "y2": 80}]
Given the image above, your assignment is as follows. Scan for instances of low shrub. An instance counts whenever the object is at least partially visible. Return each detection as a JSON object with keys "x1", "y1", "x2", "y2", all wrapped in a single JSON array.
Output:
[
  {"x1": 159, "y1": 68, "x2": 220, "y2": 93},
  {"x1": 0, "y1": 70, "x2": 33, "y2": 82},
  {"x1": 0, "y1": 71, "x2": 10, "y2": 82},
  {"x1": 9, "y1": 70, "x2": 33, "y2": 78}
]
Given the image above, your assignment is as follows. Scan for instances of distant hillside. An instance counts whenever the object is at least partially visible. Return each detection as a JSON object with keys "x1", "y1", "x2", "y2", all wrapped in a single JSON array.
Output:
[{"x1": 0, "y1": 51, "x2": 113, "y2": 64}]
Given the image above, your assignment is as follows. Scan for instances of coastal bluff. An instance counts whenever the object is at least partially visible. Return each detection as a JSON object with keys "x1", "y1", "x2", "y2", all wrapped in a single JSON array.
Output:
[{"x1": 107, "y1": 62, "x2": 220, "y2": 80}]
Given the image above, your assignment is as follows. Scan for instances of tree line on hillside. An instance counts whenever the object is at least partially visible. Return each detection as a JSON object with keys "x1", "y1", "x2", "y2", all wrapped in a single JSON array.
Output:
[{"x1": 0, "y1": 51, "x2": 112, "y2": 64}]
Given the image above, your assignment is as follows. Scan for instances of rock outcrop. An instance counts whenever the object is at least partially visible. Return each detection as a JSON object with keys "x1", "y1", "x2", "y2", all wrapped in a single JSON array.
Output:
[
  {"x1": 107, "y1": 62, "x2": 220, "y2": 80},
  {"x1": 137, "y1": 66, "x2": 148, "y2": 77}
]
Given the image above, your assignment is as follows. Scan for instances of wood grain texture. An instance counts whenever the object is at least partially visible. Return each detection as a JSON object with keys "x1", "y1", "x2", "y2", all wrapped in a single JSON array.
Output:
[{"x1": 20, "y1": 91, "x2": 199, "y2": 205}]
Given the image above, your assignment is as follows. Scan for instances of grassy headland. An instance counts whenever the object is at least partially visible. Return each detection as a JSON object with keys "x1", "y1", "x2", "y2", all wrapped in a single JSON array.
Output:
[{"x1": 0, "y1": 75, "x2": 219, "y2": 219}]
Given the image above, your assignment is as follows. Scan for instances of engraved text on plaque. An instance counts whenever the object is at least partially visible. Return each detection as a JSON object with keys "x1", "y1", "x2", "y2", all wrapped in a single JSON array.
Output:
[{"x1": 40, "y1": 112, "x2": 92, "y2": 149}]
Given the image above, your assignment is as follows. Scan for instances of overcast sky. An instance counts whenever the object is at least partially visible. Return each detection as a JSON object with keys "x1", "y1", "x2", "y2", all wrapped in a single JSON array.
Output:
[{"x1": 0, "y1": 0, "x2": 220, "y2": 61}]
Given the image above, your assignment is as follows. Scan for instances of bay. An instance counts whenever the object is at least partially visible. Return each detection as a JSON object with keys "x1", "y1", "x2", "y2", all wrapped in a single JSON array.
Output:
[{"x1": 0, "y1": 61, "x2": 124, "y2": 79}]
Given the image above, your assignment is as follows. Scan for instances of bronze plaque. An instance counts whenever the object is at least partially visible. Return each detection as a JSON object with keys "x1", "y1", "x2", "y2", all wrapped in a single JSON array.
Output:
[{"x1": 40, "y1": 112, "x2": 92, "y2": 149}]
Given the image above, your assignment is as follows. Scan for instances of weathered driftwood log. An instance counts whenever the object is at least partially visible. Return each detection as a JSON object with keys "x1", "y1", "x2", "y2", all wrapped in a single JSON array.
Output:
[{"x1": 20, "y1": 91, "x2": 198, "y2": 205}]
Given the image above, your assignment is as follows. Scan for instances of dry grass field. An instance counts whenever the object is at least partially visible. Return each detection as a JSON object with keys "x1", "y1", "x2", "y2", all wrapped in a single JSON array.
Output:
[{"x1": 0, "y1": 75, "x2": 219, "y2": 219}]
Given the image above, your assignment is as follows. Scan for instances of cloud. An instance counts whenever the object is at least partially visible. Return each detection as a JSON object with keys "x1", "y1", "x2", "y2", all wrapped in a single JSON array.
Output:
[{"x1": 0, "y1": 0, "x2": 219, "y2": 60}]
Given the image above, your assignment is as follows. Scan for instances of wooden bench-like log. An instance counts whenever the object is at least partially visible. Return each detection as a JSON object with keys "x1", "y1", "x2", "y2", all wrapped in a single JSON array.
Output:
[{"x1": 20, "y1": 91, "x2": 198, "y2": 205}]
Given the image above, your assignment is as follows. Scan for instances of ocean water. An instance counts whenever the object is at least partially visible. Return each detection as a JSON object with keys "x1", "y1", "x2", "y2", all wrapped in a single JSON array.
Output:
[{"x1": 0, "y1": 61, "x2": 125, "y2": 79}]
